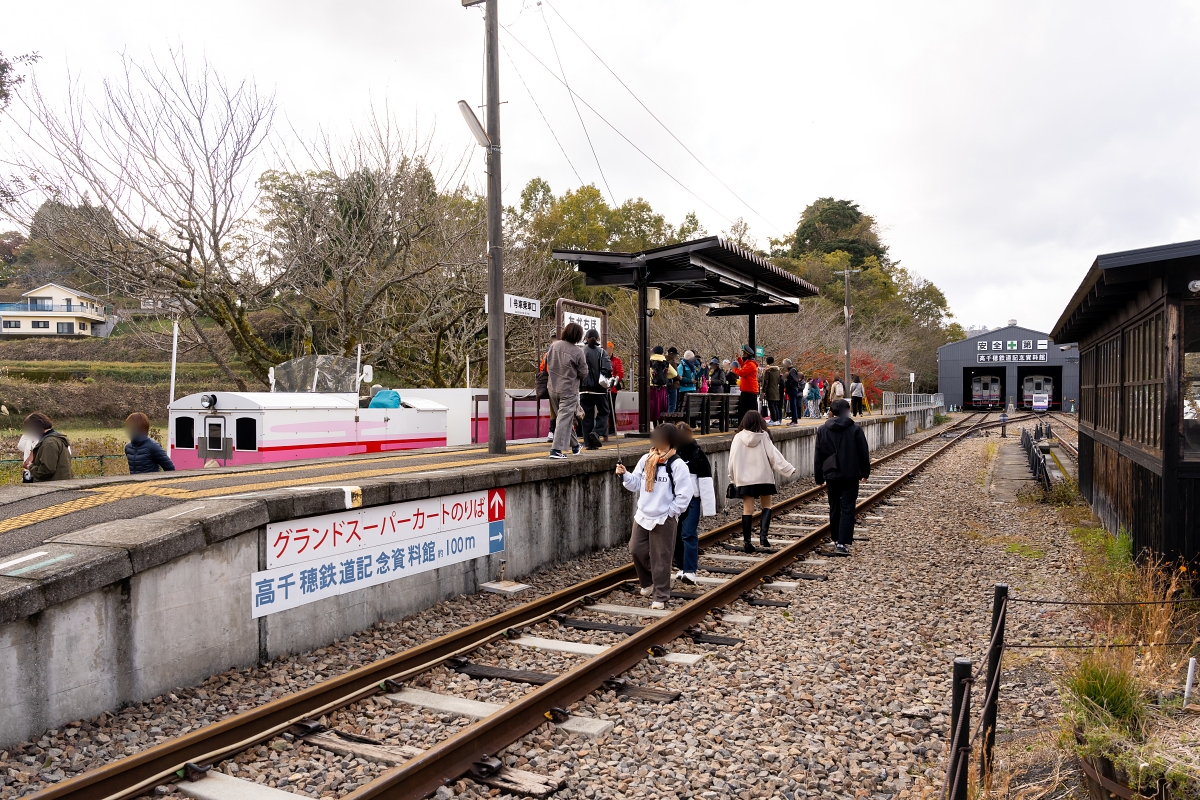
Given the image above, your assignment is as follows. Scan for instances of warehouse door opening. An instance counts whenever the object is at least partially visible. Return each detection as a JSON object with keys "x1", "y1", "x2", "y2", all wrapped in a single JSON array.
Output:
[
  {"x1": 963, "y1": 368, "x2": 1006, "y2": 409},
  {"x1": 1016, "y1": 365, "x2": 1062, "y2": 410}
]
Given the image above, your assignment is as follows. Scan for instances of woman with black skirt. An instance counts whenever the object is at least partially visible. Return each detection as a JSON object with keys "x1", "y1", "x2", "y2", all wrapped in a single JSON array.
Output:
[{"x1": 726, "y1": 410, "x2": 796, "y2": 552}]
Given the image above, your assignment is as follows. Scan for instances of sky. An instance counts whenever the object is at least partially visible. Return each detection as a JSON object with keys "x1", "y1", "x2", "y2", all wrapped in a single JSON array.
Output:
[{"x1": 5, "y1": 1, "x2": 1200, "y2": 335}]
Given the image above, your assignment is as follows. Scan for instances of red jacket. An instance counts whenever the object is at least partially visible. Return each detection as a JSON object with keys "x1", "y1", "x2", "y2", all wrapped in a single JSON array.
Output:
[
  {"x1": 730, "y1": 359, "x2": 759, "y2": 393},
  {"x1": 609, "y1": 355, "x2": 625, "y2": 392}
]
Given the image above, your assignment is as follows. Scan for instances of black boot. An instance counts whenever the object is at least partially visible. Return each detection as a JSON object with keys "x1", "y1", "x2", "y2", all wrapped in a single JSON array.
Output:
[
  {"x1": 741, "y1": 514, "x2": 755, "y2": 553},
  {"x1": 759, "y1": 507, "x2": 773, "y2": 547}
]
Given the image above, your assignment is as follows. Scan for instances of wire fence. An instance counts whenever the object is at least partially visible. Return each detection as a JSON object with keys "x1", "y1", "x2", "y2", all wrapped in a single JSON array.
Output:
[
  {"x1": 939, "y1": 587, "x2": 1200, "y2": 800},
  {"x1": 0, "y1": 453, "x2": 129, "y2": 485}
]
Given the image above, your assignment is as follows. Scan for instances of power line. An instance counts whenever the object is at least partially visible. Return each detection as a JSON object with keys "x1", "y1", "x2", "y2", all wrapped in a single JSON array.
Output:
[
  {"x1": 500, "y1": 24, "x2": 737, "y2": 226},
  {"x1": 500, "y1": 39, "x2": 584, "y2": 186},
  {"x1": 538, "y1": 6, "x2": 615, "y2": 205},
  {"x1": 542, "y1": 0, "x2": 787, "y2": 237}
]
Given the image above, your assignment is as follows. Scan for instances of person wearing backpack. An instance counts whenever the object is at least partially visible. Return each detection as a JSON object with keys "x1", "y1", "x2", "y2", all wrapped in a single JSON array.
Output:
[
  {"x1": 672, "y1": 423, "x2": 716, "y2": 584},
  {"x1": 678, "y1": 350, "x2": 701, "y2": 395},
  {"x1": 814, "y1": 399, "x2": 871, "y2": 555},
  {"x1": 727, "y1": 410, "x2": 795, "y2": 552},
  {"x1": 615, "y1": 423, "x2": 692, "y2": 609},
  {"x1": 580, "y1": 328, "x2": 613, "y2": 449},
  {"x1": 649, "y1": 345, "x2": 674, "y2": 426}
]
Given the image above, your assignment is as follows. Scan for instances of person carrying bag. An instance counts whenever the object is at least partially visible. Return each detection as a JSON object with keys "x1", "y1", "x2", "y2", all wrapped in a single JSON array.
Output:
[{"x1": 813, "y1": 399, "x2": 871, "y2": 555}]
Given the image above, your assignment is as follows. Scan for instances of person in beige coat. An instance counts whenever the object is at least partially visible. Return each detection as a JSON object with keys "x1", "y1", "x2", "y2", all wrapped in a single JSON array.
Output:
[{"x1": 727, "y1": 410, "x2": 795, "y2": 552}]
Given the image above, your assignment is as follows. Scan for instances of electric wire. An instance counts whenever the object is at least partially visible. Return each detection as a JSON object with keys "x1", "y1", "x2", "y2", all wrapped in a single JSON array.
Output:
[
  {"x1": 542, "y1": 0, "x2": 787, "y2": 237},
  {"x1": 500, "y1": 24, "x2": 737, "y2": 226},
  {"x1": 500, "y1": 39, "x2": 585, "y2": 186},
  {"x1": 538, "y1": 5, "x2": 616, "y2": 205}
]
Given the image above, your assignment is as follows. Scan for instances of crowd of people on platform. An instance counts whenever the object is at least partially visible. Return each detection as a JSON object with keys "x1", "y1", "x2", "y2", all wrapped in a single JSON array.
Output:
[{"x1": 538, "y1": 326, "x2": 873, "y2": 458}]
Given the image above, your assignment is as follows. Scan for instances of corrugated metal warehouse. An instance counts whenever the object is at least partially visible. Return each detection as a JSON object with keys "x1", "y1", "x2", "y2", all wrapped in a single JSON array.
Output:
[{"x1": 937, "y1": 321, "x2": 1080, "y2": 410}]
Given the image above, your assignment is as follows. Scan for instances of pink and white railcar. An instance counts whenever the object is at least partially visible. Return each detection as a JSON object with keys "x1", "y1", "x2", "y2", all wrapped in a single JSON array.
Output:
[{"x1": 167, "y1": 391, "x2": 448, "y2": 469}]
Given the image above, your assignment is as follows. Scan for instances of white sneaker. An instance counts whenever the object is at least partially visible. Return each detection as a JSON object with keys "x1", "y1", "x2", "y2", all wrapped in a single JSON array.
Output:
[
  {"x1": 673, "y1": 570, "x2": 684, "y2": 581},
  {"x1": 649, "y1": 601, "x2": 666, "y2": 610},
  {"x1": 639, "y1": 586, "x2": 654, "y2": 597},
  {"x1": 680, "y1": 572, "x2": 697, "y2": 585}
]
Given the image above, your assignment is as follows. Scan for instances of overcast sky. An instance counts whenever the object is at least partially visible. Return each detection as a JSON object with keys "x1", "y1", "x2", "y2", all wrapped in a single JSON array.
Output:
[{"x1": 5, "y1": 1, "x2": 1200, "y2": 335}]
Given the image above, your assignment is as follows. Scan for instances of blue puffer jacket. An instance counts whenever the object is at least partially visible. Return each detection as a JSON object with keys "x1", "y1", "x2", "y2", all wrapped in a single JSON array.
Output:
[{"x1": 125, "y1": 434, "x2": 176, "y2": 474}]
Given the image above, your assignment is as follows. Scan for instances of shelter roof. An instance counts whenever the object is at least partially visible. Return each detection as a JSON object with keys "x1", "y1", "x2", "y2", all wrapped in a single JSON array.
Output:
[
  {"x1": 552, "y1": 236, "x2": 818, "y2": 316},
  {"x1": 1052, "y1": 238, "x2": 1200, "y2": 342}
]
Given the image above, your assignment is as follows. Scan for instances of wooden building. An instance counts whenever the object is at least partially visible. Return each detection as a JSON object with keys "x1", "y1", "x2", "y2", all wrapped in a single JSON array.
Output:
[{"x1": 1052, "y1": 239, "x2": 1200, "y2": 563}]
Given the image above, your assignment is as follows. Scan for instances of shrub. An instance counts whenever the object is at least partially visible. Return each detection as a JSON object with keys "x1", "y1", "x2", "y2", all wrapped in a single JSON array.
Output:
[{"x1": 1067, "y1": 652, "x2": 1145, "y2": 735}]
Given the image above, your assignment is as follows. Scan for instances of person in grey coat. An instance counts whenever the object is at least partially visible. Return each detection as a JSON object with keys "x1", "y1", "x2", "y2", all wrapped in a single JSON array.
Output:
[{"x1": 545, "y1": 322, "x2": 588, "y2": 458}]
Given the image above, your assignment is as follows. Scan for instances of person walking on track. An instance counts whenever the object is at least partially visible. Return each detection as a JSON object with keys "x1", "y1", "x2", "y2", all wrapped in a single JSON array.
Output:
[
  {"x1": 606, "y1": 340, "x2": 624, "y2": 439},
  {"x1": 672, "y1": 423, "x2": 716, "y2": 584},
  {"x1": 813, "y1": 398, "x2": 871, "y2": 555},
  {"x1": 849, "y1": 374, "x2": 866, "y2": 416},
  {"x1": 579, "y1": 328, "x2": 613, "y2": 449},
  {"x1": 616, "y1": 423, "x2": 692, "y2": 609},
  {"x1": 727, "y1": 410, "x2": 795, "y2": 553},
  {"x1": 22, "y1": 412, "x2": 72, "y2": 482},
  {"x1": 546, "y1": 322, "x2": 588, "y2": 459},
  {"x1": 730, "y1": 345, "x2": 760, "y2": 424}
]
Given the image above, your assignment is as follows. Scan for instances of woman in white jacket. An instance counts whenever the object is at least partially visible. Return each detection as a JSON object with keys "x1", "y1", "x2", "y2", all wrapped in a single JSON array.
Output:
[
  {"x1": 727, "y1": 410, "x2": 796, "y2": 552},
  {"x1": 616, "y1": 424, "x2": 693, "y2": 609}
]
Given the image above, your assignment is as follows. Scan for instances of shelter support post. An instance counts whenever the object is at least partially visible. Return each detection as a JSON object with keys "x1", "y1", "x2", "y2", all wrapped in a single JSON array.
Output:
[
  {"x1": 638, "y1": 280, "x2": 650, "y2": 434},
  {"x1": 748, "y1": 313, "x2": 756, "y2": 355}
]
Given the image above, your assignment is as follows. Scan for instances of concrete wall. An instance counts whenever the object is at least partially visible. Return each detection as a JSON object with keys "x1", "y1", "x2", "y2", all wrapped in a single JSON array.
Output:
[{"x1": 0, "y1": 416, "x2": 902, "y2": 748}]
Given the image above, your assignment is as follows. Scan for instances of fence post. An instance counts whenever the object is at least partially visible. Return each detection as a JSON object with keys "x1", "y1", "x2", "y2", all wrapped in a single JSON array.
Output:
[
  {"x1": 946, "y1": 657, "x2": 973, "y2": 800},
  {"x1": 980, "y1": 584, "x2": 1007, "y2": 782},
  {"x1": 99, "y1": 454, "x2": 105, "y2": 475}
]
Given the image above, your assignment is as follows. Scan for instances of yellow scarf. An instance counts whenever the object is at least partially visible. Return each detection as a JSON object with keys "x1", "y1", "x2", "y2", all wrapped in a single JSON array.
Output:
[{"x1": 644, "y1": 446, "x2": 676, "y2": 492}]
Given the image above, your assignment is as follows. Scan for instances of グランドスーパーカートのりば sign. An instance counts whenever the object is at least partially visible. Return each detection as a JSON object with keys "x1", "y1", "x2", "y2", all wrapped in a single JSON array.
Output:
[{"x1": 250, "y1": 489, "x2": 505, "y2": 617}]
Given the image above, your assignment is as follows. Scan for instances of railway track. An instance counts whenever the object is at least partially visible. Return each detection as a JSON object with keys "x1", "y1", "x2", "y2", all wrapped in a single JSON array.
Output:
[
  {"x1": 1046, "y1": 412, "x2": 1079, "y2": 459},
  {"x1": 32, "y1": 413, "x2": 991, "y2": 800}
]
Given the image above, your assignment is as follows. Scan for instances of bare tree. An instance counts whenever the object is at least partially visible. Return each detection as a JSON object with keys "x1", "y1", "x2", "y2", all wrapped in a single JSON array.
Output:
[{"x1": 1, "y1": 49, "x2": 278, "y2": 387}]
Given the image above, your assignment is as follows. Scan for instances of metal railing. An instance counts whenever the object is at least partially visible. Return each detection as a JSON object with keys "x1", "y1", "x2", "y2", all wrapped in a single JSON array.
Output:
[
  {"x1": 881, "y1": 391, "x2": 945, "y2": 415},
  {"x1": 1020, "y1": 427, "x2": 1052, "y2": 490},
  {"x1": 0, "y1": 302, "x2": 107, "y2": 315}
]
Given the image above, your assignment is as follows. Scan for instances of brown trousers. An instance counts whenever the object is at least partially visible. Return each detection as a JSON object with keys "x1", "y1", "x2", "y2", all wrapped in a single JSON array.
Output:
[{"x1": 629, "y1": 516, "x2": 678, "y2": 603}]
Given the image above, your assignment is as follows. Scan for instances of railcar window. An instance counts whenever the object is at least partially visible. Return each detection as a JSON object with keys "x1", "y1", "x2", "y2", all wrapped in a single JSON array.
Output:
[
  {"x1": 235, "y1": 417, "x2": 257, "y2": 451},
  {"x1": 175, "y1": 417, "x2": 194, "y2": 449},
  {"x1": 1183, "y1": 306, "x2": 1200, "y2": 456}
]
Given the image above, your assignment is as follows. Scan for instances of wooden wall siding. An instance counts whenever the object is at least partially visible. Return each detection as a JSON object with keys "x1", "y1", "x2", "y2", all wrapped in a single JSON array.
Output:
[
  {"x1": 1172, "y1": 477, "x2": 1200, "y2": 564},
  {"x1": 1088, "y1": 435, "x2": 1163, "y2": 558},
  {"x1": 1078, "y1": 432, "x2": 1094, "y2": 504},
  {"x1": 1080, "y1": 348, "x2": 1096, "y2": 427},
  {"x1": 1094, "y1": 335, "x2": 1122, "y2": 437},
  {"x1": 1122, "y1": 311, "x2": 1164, "y2": 451}
]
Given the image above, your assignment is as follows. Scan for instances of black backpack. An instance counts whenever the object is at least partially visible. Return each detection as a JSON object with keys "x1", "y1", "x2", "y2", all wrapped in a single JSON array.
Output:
[
  {"x1": 653, "y1": 453, "x2": 682, "y2": 495},
  {"x1": 650, "y1": 359, "x2": 669, "y2": 387}
]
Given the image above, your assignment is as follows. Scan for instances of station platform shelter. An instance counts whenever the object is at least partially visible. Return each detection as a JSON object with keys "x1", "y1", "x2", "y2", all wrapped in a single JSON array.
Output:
[
  {"x1": 936, "y1": 321, "x2": 1079, "y2": 411},
  {"x1": 1053, "y1": 238, "x2": 1200, "y2": 564}
]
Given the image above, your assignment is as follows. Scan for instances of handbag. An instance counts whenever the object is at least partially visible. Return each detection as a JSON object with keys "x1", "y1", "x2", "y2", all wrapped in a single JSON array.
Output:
[{"x1": 726, "y1": 482, "x2": 739, "y2": 500}]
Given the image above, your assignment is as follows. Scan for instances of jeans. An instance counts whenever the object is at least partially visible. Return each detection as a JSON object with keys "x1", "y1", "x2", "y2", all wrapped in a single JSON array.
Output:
[
  {"x1": 826, "y1": 478, "x2": 860, "y2": 546},
  {"x1": 580, "y1": 391, "x2": 609, "y2": 446},
  {"x1": 672, "y1": 496, "x2": 701, "y2": 573},
  {"x1": 788, "y1": 393, "x2": 801, "y2": 423},
  {"x1": 667, "y1": 387, "x2": 679, "y2": 413},
  {"x1": 549, "y1": 389, "x2": 580, "y2": 452}
]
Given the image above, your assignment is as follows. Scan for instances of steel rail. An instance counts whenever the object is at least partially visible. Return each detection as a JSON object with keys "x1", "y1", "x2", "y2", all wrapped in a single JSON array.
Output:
[
  {"x1": 344, "y1": 415, "x2": 990, "y2": 799},
  {"x1": 31, "y1": 413, "x2": 981, "y2": 800}
]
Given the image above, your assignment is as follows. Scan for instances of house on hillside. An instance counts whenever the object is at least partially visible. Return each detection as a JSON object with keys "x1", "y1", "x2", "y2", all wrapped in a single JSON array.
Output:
[{"x1": 0, "y1": 283, "x2": 111, "y2": 337}]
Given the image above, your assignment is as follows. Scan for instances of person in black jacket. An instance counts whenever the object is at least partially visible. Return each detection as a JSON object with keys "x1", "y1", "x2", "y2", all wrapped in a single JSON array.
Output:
[
  {"x1": 813, "y1": 399, "x2": 870, "y2": 555},
  {"x1": 124, "y1": 412, "x2": 175, "y2": 474},
  {"x1": 580, "y1": 328, "x2": 613, "y2": 449},
  {"x1": 671, "y1": 424, "x2": 717, "y2": 583}
]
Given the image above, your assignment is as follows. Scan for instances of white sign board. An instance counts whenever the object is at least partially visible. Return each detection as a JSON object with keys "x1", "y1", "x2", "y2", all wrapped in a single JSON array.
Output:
[
  {"x1": 251, "y1": 489, "x2": 506, "y2": 618},
  {"x1": 563, "y1": 311, "x2": 602, "y2": 345},
  {"x1": 484, "y1": 294, "x2": 541, "y2": 318},
  {"x1": 1032, "y1": 393, "x2": 1050, "y2": 412}
]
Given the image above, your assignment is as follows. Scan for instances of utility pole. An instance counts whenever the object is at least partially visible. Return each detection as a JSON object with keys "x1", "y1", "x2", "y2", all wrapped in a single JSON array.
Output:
[
  {"x1": 463, "y1": 0, "x2": 506, "y2": 453},
  {"x1": 833, "y1": 268, "x2": 861, "y2": 391}
]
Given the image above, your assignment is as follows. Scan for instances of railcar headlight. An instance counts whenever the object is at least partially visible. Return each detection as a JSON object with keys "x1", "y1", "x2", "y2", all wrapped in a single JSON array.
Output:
[{"x1": 200, "y1": 394, "x2": 218, "y2": 409}]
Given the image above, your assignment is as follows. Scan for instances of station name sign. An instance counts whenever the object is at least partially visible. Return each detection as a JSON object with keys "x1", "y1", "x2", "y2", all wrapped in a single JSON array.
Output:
[
  {"x1": 978, "y1": 353, "x2": 1047, "y2": 363},
  {"x1": 250, "y1": 489, "x2": 506, "y2": 618}
]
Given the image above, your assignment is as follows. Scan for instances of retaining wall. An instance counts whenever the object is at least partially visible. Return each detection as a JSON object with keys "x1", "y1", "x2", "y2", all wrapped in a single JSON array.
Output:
[{"x1": 0, "y1": 415, "x2": 906, "y2": 747}]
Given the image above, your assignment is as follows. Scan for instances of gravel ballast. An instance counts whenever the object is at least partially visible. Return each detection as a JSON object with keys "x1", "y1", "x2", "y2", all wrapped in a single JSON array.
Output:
[{"x1": 1, "y1": 419, "x2": 1085, "y2": 799}]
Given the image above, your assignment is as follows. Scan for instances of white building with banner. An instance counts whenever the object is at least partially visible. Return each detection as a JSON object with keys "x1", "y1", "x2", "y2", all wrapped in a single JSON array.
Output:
[{"x1": 936, "y1": 320, "x2": 1079, "y2": 411}]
